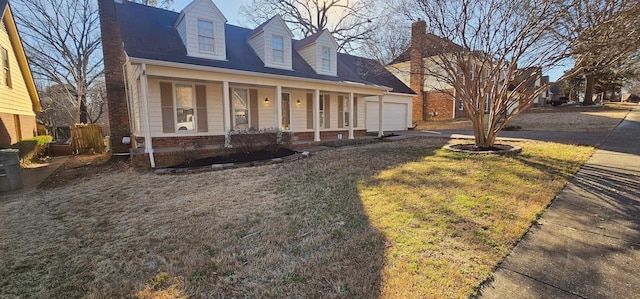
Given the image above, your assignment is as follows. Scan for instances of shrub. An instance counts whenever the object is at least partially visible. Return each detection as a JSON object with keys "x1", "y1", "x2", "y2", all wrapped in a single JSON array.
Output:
[
  {"x1": 227, "y1": 128, "x2": 292, "y2": 153},
  {"x1": 11, "y1": 135, "x2": 53, "y2": 164}
]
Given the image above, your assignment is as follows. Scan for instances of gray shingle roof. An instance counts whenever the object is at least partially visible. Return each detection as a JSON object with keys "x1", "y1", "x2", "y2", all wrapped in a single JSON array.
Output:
[{"x1": 114, "y1": 1, "x2": 414, "y2": 94}]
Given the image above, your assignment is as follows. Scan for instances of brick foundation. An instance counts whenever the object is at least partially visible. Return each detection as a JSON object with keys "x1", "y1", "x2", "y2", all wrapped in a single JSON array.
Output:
[
  {"x1": 152, "y1": 135, "x2": 226, "y2": 149},
  {"x1": 130, "y1": 130, "x2": 368, "y2": 169}
]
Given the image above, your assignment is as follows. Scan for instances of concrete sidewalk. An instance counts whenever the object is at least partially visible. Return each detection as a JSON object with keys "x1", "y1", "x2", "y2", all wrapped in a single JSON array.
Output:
[{"x1": 478, "y1": 108, "x2": 640, "y2": 298}]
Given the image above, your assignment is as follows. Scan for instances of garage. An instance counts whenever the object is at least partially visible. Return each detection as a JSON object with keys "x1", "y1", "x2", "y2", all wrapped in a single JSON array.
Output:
[{"x1": 366, "y1": 100, "x2": 409, "y2": 132}]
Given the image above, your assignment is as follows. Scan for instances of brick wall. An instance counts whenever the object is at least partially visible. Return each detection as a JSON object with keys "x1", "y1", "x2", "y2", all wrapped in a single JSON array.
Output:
[
  {"x1": 98, "y1": 0, "x2": 131, "y2": 153},
  {"x1": 410, "y1": 20, "x2": 426, "y2": 122},
  {"x1": 293, "y1": 130, "x2": 366, "y2": 141},
  {"x1": 152, "y1": 135, "x2": 226, "y2": 149},
  {"x1": 425, "y1": 91, "x2": 455, "y2": 120}
]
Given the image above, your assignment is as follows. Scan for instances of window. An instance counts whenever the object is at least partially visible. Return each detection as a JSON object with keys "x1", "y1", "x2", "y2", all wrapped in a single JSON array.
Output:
[
  {"x1": 233, "y1": 88, "x2": 249, "y2": 129},
  {"x1": 198, "y1": 20, "x2": 214, "y2": 52},
  {"x1": 2, "y1": 48, "x2": 10, "y2": 88},
  {"x1": 175, "y1": 84, "x2": 195, "y2": 131},
  {"x1": 485, "y1": 94, "x2": 490, "y2": 112},
  {"x1": 272, "y1": 35, "x2": 284, "y2": 64},
  {"x1": 281, "y1": 93, "x2": 291, "y2": 130},
  {"x1": 321, "y1": 46, "x2": 331, "y2": 71},
  {"x1": 343, "y1": 99, "x2": 349, "y2": 127}
]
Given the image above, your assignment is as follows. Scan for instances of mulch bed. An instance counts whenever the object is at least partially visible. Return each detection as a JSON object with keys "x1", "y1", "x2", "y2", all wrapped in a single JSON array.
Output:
[
  {"x1": 170, "y1": 148, "x2": 297, "y2": 168},
  {"x1": 445, "y1": 143, "x2": 521, "y2": 154}
]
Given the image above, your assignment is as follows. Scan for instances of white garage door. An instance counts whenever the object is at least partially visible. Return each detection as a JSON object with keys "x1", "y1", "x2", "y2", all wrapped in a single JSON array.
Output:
[{"x1": 366, "y1": 102, "x2": 408, "y2": 132}]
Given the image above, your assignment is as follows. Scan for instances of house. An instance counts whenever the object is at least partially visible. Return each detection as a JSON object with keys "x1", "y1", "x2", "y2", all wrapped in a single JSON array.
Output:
[
  {"x1": 388, "y1": 19, "x2": 546, "y2": 122},
  {"x1": 0, "y1": 0, "x2": 41, "y2": 147},
  {"x1": 388, "y1": 19, "x2": 466, "y2": 122},
  {"x1": 99, "y1": 0, "x2": 414, "y2": 168}
]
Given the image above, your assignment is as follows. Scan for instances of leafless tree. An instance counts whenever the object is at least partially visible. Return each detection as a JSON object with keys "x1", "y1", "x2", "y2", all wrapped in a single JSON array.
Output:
[
  {"x1": 240, "y1": 0, "x2": 380, "y2": 51},
  {"x1": 14, "y1": 0, "x2": 103, "y2": 124},
  {"x1": 361, "y1": 12, "x2": 411, "y2": 65},
  {"x1": 394, "y1": 0, "x2": 570, "y2": 148},
  {"x1": 557, "y1": 0, "x2": 640, "y2": 105},
  {"x1": 130, "y1": 0, "x2": 174, "y2": 9},
  {"x1": 86, "y1": 81, "x2": 107, "y2": 125}
]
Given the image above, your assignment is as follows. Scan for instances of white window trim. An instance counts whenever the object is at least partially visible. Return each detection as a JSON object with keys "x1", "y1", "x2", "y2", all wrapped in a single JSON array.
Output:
[
  {"x1": 321, "y1": 46, "x2": 331, "y2": 71},
  {"x1": 232, "y1": 87, "x2": 250, "y2": 129},
  {"x1": 319, "y1": 94, "x2": 326, "y2": 128},
  {"x1": 197, "y1": 18, "x2": 215, "y2": 54},
  {"x1": 174, "y1": 82, "x2": 197, "y2": 133},
  {"x1": 272, "y1": 35, "x2": 285, "y2": 64}
]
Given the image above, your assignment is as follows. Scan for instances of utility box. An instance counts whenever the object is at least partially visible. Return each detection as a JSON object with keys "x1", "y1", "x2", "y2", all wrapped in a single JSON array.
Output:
[{"x1": 0, "y1": 149, "x2": 23, "y2": 192}]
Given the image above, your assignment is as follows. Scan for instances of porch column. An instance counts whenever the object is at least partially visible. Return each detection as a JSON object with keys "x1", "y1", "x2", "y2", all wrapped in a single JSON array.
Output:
[
  {"x1": 223, "y1": 81, "x2": 231, "y2": 148},
  {"x1": 140, "y1": 64, "x2": 155, "y2": 168},
  {"x1": 348, "y1": 92, "x2": 354, "y2": 139},
  {"x1": 223, "y1": 81, "x2": 231, "y2": 132},
  {"x1": 276, "y1": 86, "x2": 282, "y2": 130},
  {"x1": 314, "y1": 89, "x2": 320, "y2": 142},
  {"x1": 378, "y1": 95, "x2": 384, "y2": 137}
]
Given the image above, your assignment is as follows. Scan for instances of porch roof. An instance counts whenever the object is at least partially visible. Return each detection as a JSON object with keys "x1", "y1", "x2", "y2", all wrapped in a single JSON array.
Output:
[{"x1": 114, "y1": 1, "x2": 414, "y2": 95}]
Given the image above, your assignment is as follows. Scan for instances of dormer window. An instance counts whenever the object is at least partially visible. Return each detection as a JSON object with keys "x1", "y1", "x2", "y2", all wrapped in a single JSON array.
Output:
[
  {"x1": 322, "y1": 46, "x2": 331, "y2": 71},
  {"x1": 198, "y1": 19, "x2": 214, "y2": 52},
  {"x1": 272, "y1": 35, "x2": 284, "y2": 64}
]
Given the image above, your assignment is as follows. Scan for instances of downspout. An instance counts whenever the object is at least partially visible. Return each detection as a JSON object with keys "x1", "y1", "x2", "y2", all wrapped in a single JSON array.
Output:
[{"x1": 140, "y1": 64, "x2": 155, "y2": 168}]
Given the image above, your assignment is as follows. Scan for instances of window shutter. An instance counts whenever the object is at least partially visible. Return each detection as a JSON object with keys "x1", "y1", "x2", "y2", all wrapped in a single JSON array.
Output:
[
  {"x1": 195, "y1": 85, "x2": 207, "y2": 132},
  {"x1": 306, "y1": 93, "x2": 313, "y2": 129},
  {"x1": 160, "y1": 82, "x2": 174, "y2": 133},
  {"x1": 338, "y1": 96, "x2": 344, "y2": 128},
  {"x1": 325, "y1": 95, "x2": 331, "y2": 128},
  {"x1": 353, "y1": 97, "x2": 358, "y2": 128},
  {"x1": 249, "y1": 89, "x2": 259, "y2": 129}
]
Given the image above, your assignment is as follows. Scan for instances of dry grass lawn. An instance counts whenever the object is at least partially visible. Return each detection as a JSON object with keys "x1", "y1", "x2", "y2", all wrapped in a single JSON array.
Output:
[
  {"x1": 417, "y1": 102, "x2": 634, "y2": 131},
  {"x1": 0, "y1": 138, "x2": 593, "y2": 298}
]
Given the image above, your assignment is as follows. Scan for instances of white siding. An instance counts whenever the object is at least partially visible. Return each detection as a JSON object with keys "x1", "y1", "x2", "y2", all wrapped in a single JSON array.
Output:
[
  {"x1": 297, "y1": 45, "x2": 316, "y2": 73},
  {"x1": 257, "y1": 87, "x2": 276, "y2": 128},
  {"x1": 0, "y1": 18, "x2": 33, "y2": 116},
  {"x1": 248, "y1": 17, "x2": 293, "y2": 70},
  {"x1": 296, "y1": 31, "x2": 338, "y2": 76},
  {"x1": 248, "y1": 31, "x2": 265, "y2": 63},
  {"x1": 146, "y1": 78, "x2": 225, "y2": 137},
  {"x1": 126, "y1": 63, "x2": 141, "y2": 135},
  {"x1": 314, "y1": 33, "x2": 337, "y2": 76},
  {"x1": 179, "y1": 0, "x2": 227, "y2": 60},
  {"x1": 288, "y1": 90, "x2": 306, "y2": 131}
]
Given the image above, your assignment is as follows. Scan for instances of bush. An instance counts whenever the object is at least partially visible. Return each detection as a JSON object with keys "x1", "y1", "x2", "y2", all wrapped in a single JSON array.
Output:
[
  {"x1": 227, "y1": 128, "x2": 292, "y2": 153},
  {"x1": 11, "y1": 135, "x2": 53, "y2": 164}
]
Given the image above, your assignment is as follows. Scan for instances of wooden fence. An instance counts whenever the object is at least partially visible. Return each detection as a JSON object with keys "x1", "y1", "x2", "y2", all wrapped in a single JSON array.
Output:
[{"x1": 71, "y1": 124, "x2": 105, "y2": 154}]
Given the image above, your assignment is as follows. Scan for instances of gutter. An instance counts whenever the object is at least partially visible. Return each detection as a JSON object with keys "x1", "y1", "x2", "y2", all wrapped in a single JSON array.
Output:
[{"x1": 128, "y1": 57, "x2": 392, "y2": 93}]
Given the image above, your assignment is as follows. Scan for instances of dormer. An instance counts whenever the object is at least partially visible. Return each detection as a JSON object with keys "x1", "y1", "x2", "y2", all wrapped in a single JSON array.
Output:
[
  {"x1": 174, "y1": 0, "x2": 227, "y2": 60},
  {"x1": 247, "y1": 15, "x2": 294, "y2": 70},
  {"x1": 295, "y1": 30, "x2": 338, "y2": 76}
]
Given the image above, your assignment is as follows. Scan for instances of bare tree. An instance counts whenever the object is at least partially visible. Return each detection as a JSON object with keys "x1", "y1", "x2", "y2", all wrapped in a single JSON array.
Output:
[
  {"x1": 86, "y1": 81, "x2": 107, "y2": 125},
  {"x1": 14, "y1": 0, "x2": 103, "y2": 124},
  {"x1": 361, "y1": 12, "x2": 411, "y2": 65},
  {"x1": 240, "y1": 0, "x2": 380, "y2": 51},
  {"x1": 130, "y1": 0, "x2": 174, "y2": 9},
  {"x1": 557, "y1": 0, "x2": 640, "y2": 105},
  {"x1": 395, "y1": 0, "x2": 569, "y2": 148}
]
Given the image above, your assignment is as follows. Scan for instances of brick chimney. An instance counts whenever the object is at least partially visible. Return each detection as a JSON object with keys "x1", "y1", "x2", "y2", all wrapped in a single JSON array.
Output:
[
  {"x1": 410, "y1": 19, "x2": 427, "y2": 121},
  {"x1": 98, "y1": 0, "x2": 131, "y2": 153}
]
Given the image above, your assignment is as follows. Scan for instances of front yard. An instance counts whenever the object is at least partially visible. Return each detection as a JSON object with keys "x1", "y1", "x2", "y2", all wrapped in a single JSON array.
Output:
[{"x1": 0, "y1": 138, "x2": 593, "y2": 298}]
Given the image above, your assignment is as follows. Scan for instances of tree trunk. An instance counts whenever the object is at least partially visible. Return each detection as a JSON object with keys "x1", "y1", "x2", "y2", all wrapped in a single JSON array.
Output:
[
  {"x1": 583, "y1": 73, "x2": 596, "y2": 106},
  {"x1": 79, "y1": 94, "x2": 88, "y2": 124}
]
